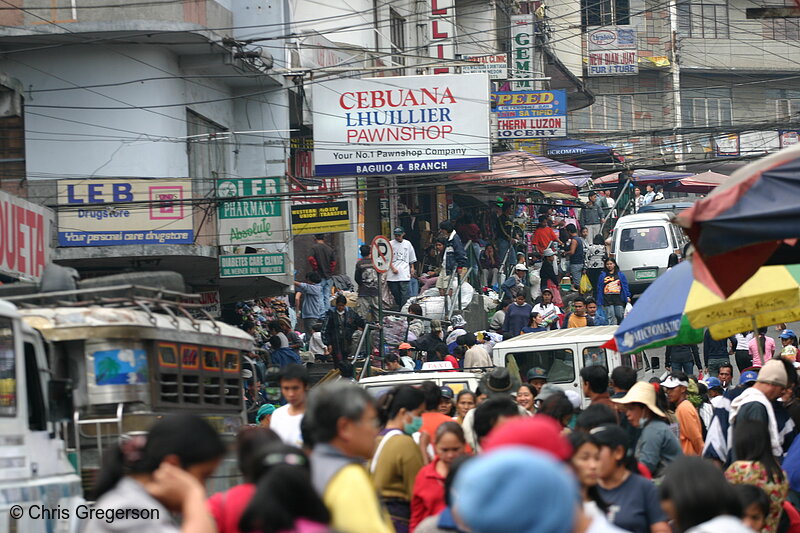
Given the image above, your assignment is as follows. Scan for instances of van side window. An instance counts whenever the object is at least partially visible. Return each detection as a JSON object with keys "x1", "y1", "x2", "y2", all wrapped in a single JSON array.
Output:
[
  {"x1": 582, "y1": 347, "x2": 608, "y2": 369},
  {"x1": 620, "y1": 352, "x2": 644, "y2": 371},
  {"x1": 507, "y1": 349, "x2": 575, "y2": 384},
  {"x1": 0, "y1": 319, "x2": 16, "y2": 417},
  {"x1": 24, "y1": 342, "x2": 47, "y2": 431}
]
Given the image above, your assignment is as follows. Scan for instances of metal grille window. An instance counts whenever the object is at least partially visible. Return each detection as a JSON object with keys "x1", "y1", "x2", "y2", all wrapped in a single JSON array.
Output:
[
  {"x1": 390, "y1": 8, "x2": 406, "y2": 66},
  {"x1": 583, "y1": 0, "x2": 631, "y2": 26},
  {"x1": 774, "y1": 99, "x2": 800, "y2": 120},
  {"x1": 682, "y1": 89, "x2": 733, "y2": 127},
  {"x1": 690, "y1": 98, "x2": 733, "y2": 126},
  {"x1": 571, "y1": 95, "x2": 634, "y2": 131},
  {"x1": 187, "y1": 110, "x2": 228, "y2": 197},
  {"x1": 677, "y1": 0, "x2": 729, "y2": 38},
  {"x1": 762, "y1": 17, "x2": 800, "y2": 40}
]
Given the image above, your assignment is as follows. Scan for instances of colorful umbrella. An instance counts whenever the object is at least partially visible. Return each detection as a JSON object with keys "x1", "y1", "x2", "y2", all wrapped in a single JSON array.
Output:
[
  {"x1": 667, "y1": 170, "x2": 729, "y2": 194},
  {"x1": 614, "y1": 260, "x2": 800, "y2": 354},
  {"x1": 684, "y1": 263, "x2": 800, "y2": 339},
  {"x1": 613, "y1": 261, "x2": 703, "y2": 354},
  {"x1": 675, "y1": 144, "x2": 800, "y2": 297}
]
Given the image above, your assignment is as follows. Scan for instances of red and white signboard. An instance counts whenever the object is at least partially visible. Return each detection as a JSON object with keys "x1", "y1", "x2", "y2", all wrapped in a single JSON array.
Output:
[
  {"x1": 0, "y1": 191, "x2": 53, "y2": 281},
  {"x1": 371, "y1": 235, "x2": 393, "y2": 274}
]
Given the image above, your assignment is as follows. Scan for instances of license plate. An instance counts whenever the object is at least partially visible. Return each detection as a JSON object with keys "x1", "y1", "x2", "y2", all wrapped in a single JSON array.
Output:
[{"x1": 635, "y1": 269, "x2": 657, "y2": 281}]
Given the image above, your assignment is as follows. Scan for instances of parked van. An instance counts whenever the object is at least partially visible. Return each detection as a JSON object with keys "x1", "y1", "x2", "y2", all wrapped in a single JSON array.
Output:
[
  {"x1": 359, "y1": 369, "x2": 482, "y2": 398},
  {"x1": 492, "y1": 326, "x2": 659, "y2": 404},
  {"x1": 610, "y1": 212, "x2": 688, "y2": 294}
]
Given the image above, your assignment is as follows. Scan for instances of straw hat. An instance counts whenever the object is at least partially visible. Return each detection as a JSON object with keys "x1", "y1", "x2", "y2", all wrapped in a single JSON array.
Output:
[{"x1": 612, "y1": 381, "x2": 667, "y2": 419}]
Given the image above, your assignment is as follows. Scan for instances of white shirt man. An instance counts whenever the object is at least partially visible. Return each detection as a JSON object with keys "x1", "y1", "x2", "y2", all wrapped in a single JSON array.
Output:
[{"x1": 386, "y1": 234, "x2": 417, "y2": 282}]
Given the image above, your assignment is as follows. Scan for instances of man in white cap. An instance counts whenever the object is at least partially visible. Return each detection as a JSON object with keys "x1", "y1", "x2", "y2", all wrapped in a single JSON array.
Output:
[
  {"x1": 729, "y1": 358, "x2": 789, "y2": 457},
  {"x1": 500, "y1": 263, "x2": 528, "y2": 303},
  {"x1": 531, "y1": 288, "x2": 562, "y2": 330}
]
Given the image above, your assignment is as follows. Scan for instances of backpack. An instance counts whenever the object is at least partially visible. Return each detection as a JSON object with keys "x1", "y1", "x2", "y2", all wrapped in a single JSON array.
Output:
[{"x1": 360, "y1": 263, "x2": 379, "y2": 291}]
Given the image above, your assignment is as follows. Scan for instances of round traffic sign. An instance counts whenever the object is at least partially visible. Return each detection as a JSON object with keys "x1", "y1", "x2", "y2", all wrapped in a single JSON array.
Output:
[{"x1": 371, "y1": 235, "x2": 393, "y2": 274}]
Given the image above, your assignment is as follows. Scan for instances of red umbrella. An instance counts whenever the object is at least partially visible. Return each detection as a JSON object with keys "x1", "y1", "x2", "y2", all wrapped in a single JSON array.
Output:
[
  {"x1": 675, "y1": 144, "x2": 800, "y2": 297},
  {"x1": 668, "y1": 171, "x2": 729, "y2": 194},
  {"x1": 593, "y1": 169, "x2": 693, "y2": 186},
  {"x1": 450, "y1": 151, "x2": 587, "y2": 196}
]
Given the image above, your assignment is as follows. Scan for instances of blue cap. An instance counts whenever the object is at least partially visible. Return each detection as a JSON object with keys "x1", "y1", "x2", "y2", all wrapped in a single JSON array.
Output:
[
  {"x1": 740, "y1": 370, "x2": 758, "y2": 385},
  {"x1": 704, "y1": 377, "x2": 722, "y2": 389},
  {"x1": 453, "y1": 447, "x2": 578, "y2": 533},
  {"x1": 393, "y1": 227, "x2": 405, "y2": 234},
  {"x1": 780, "y1": 329, "x2": 796, "y2": 339}
]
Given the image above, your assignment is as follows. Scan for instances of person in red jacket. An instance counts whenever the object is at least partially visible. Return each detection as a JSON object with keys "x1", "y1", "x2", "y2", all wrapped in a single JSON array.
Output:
[
  {"x1": 207, "y1": 427, "x2": 279, "y2": 533},
  {"x1": 410, "y1": 422, "x2": 466, "y2": 532}
]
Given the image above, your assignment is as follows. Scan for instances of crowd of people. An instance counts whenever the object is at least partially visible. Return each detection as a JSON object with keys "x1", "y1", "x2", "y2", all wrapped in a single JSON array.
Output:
[{"x1": 83, "y1": 319, "x2": 800, "y2": 533}]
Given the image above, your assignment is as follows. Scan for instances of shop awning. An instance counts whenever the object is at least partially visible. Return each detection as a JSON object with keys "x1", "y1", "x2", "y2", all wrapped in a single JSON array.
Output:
[
  {"x1": 668, "y1": 171, "x2": 729, "y2": 193},
  {"x1": 593, "y1": 169, "x2": 694, "y2": 186},
  {"x1": 546, "y1": 138, "x2": 616, "y2": 160},
  {"x1": 450, "y1": 151, "x2": 590, "y2": 196}
]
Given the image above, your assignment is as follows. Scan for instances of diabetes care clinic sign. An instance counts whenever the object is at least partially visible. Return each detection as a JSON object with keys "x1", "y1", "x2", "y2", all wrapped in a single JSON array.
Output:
[{"x1": 312, "y1": 73, "x2": 491, "y2": 176}]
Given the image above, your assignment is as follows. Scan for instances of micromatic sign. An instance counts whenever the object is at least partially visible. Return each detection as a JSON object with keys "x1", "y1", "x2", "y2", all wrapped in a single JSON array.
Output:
[
  {"x1": 617, "y1": 318, "x2": 683, "y2": 351},
  {"x1": 312, "y1": 73, "x2": 491, "y2": 176}
]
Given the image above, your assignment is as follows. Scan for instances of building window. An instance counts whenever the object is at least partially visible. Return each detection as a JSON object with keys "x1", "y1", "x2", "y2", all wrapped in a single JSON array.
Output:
[
  {"x1": 677, "y1": 0, "x2": 729, "y2": 38},
  {"x1": 682, "y1": 89, "x2": 732, "y2": 127},
  {"x1": 390, "y1": 8, "x2": 406, "y2": 67},
  {"x1": 186, "y1": 110, "x2": 228, "y2": 196},
  {"x1": 767, "y1": 89, "x2": 800, "y2": 120},
  {"x1": 582, "y1": 0, "x2": 630, "y2": 26},
  {"x1": 762, "y1": 17, "x2": 800, "y2": 40},
  {"x1": 571, "y1": 95, "x2": 634, "y2": 131}
]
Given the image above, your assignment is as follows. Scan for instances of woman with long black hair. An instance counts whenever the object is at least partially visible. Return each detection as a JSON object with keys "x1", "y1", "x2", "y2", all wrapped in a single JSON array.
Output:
[
  {"x1": 238, "y1": 443, "x2": 331, "y2": 533},
  {"x1": 725, "y1": 421, "x2": 789, "y2": 533},
  {"x1": 370, "y1": 385, "x2": 426, "y2": 533},
  {"x1": 596, "y1": 257, "x2": 631, "y2": 326},
  {"x1": 87, "y1": 414, "x2": 225, "y2": 533},
  {"x1": 749, "y1": 327, "x2": 776, "y2": 368},
  {"x1": 660, "y1": 457, "x2": 748, "y2": 533}
]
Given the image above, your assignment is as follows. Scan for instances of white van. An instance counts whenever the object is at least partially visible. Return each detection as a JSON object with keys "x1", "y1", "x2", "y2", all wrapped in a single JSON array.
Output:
[
  {"x1": 359, "y1": 369, "x2": 482, "y2": 398},
  {"x1": 610, "y1": 212, "x2": 688, "y2": 294},
  {"x1": 492, "y1": 326, "x2": 659, "y2": 404}
]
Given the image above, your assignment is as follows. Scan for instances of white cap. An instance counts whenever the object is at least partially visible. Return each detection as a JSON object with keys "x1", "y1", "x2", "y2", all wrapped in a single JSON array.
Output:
[
  {"x1": 543, "y1": 249, "x2": 556, "y2": 257},
  {"x1": 515, "y1": 264, "x2": 528, "y2": 271},
  {"x1": 661, "y1": 376, "x2": 689, "y2": 389}
]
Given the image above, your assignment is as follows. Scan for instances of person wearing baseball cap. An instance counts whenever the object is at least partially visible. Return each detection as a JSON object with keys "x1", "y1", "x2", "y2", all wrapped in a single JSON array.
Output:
[
  {"x1": 703, "y1": 377, "x2": 726, "y2": 408},
  {"x1": 662, "y1": 373, "x2": 704, "y2": 455},
  {"x1": 387, "y1": 226, "x2": 417, "y2": 309},
  {"x1": 779, "y1": 329, "x2": 798, "y2": 361},
  {"x1": 500, "y1": 261, "x2": 529, "y2": 305},
  {"x1": 613, "y1": 381, "x2": 682, "y2": 476},
  {"x1": 538, "y1": 247, "x2": 560, "y2": 297},
  {"x1": 531, "y1": 288, "x2": 562, "y2": 330},
  {"x1": 526, "y1": 367, "x2": 548, "y2": 394},
  {"x1": 740, "y1": 370, "x2": 759, "y2": 386},
  {"x1": 730, "y1": 359, "x2": 791, "y2": 457}
]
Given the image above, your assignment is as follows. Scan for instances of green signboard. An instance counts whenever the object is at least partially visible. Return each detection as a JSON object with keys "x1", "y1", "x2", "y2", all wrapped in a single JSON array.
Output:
[
  {"x1": 217, "y1": 178, "x2": 286, "y2": 245},
  {"x1": 219, "y1": 253, "x2": 286, "y2": 278}
]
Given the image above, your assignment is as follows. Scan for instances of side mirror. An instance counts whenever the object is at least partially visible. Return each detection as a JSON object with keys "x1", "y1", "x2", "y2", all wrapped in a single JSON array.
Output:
[
  {"x1": 48, "y1": 379, "x2": 74, "y2": 422},
  {"x1": 650, "y1": 356, "x2": 661, "y2": 370}
]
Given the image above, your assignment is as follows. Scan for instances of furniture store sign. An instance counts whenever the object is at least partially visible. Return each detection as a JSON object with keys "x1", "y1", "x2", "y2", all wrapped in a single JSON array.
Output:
[
  {"x1": 58, "y1": 179, "x2": 193, "y2": 247},
  {"x1": 312, "y1": 73, "x2": 491, "y2": 176},
  {"x1": 587, "y1": 27, "x2": 638, "y2": 76},
  {"x1": 0, "y1": 191, "x2": 53, "y2": 281},
  {"x1": 492, "y1": 90, "x2": 568, "y2": 138},
  {"x1": 217, "y1": 177, "x2": 286, "y2": 245}
]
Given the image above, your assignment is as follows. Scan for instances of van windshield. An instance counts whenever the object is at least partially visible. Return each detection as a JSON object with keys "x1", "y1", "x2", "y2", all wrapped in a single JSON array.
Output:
[
  {"x1": 506, "y1": 349, "x2": 575, "y2": 384},
  {"x1": 619, "y1": 226, "x2": 669, "y2": 252}
]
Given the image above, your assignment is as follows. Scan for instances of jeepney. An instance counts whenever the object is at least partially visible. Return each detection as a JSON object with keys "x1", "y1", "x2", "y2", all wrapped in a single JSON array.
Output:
[{"x1": 0, "y1": 285, "x2": 255, "y2": 533}]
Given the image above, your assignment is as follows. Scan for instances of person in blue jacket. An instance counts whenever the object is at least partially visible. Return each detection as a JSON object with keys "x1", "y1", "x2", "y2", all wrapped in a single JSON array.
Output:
[
  {"x1": 596, "y1": 258, "x2": 631, "y2": 326},
  {"x1": 502, "y1": 293, "x2": 533, "y2": 339}
]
